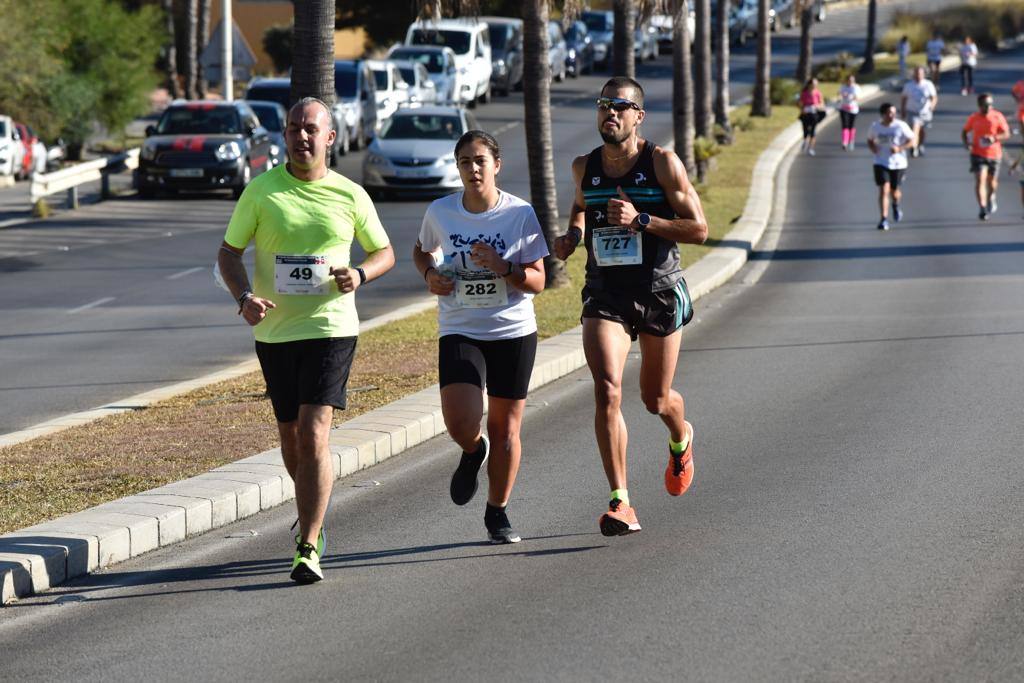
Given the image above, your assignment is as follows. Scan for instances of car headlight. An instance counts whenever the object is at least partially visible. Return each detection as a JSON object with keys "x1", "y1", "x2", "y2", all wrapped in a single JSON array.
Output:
[
  {"x1": 366, "y1": 152, "x2": 390, "y2": 167},
  {"x1": 215, "y1": 141, "x2": 242, "y2": 161},
  {"x1": 141, "y1": 141, "x2": 158, "y2": 161},
  {"x1": 269, "y1": 144, "x2": 281, "y2": 159},
  {"x1": 568, "y1": 48, "x2": 577, "y2": 59},
  {"x1": 493, "y1": 59, "x2": 507, "y2": 74}
]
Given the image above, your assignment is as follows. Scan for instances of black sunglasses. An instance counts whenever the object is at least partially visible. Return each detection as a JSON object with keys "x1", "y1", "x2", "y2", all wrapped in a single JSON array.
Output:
[{"x1": 597, "y1": 97, "x2": 641, "y2": 112}]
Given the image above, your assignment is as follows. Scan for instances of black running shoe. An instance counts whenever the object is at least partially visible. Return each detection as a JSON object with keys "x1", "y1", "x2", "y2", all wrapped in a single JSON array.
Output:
[
  {"x1": 449, "y1": 435, "x2": 489, "y2": 506},
  {"x1": 485, "y1": 508, "x2": 521, "y2": 544}
]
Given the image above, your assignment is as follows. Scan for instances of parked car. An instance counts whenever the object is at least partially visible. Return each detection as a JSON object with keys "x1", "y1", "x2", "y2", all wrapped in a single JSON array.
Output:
[
  {"x1": 334, "y1": 60, "x2": 379, "y2": 151},
  {"x1": 388, "y1": 45, "x2": 459, "y2": 106},
  {"x1": 768, "y1": 0, "x2": 825, "y2": 30},
  {"x1": 392, "y1": 60, "x2": 438, "y2": 106},
  {"x1": 0, "y1": 115, "x2": 25, "y2": 179},
  {"x1": 406, "y1": 18, "x2": 492, "y2": 107},
  {"x1": 582, "y1": 10, "x2": 614, "y2": 69},
  {"x1": 244, "y1": 77, "x2": 350, "y2": 160},
  {"x1": 243, "y1": 100, "x2": 287, "y2": 167},
  {"x1": 481, "y1": 16, "x2": 523, "y2": 96},
  {"x1": 136, "y1": 100, "x2": 274, "y2": 199},
  {"x1": 362, "y1": 105, "x2": 478, "y2": 198},
  {"x1": 730, "y1": 0, "x2": 761, "y2": 46},
  {"x1": 367, "y1": 60, "x2": 410, "y2": 130},
  {"x1": 634, "y1": 18, "x2": 659, "y2": 62},
  {"x1": 14, "y1": 122, "x2": 46, "y2": 178},
  {"x1": 563, "y1": 20, "x2": 595, "y2": 77},
  {"x1": 547, "y1": 20, "x2": 569, "y2": 82}
]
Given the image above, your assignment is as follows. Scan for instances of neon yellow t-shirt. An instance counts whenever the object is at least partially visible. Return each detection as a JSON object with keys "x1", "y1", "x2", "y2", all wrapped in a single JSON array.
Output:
[{"x1": 224, "y1": 164, "x2": 390, "y2": 343}]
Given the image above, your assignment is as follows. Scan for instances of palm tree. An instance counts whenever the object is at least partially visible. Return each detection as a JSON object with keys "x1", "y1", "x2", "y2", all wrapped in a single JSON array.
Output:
[
  {"x1": 184, "y1": 0, "x2": 198, "y2": 99},
  {"x1": 751, "y1": 0, "x2": 771, "y2": 117},
  {"x1": 672, "y1": 0, "x2": 695, "y2": 175},
  {"x1": 860, "y1": 0, "x2": 877, "y2": 74},
  {"x1": 713, "y1": 0, "x2": 732, "y2": 144},
  {"x1": 161, "y1": 0, "x2": 181, "y2": 99},
  {"x1": 795, "y1": 0, "x2": 814, "y2": 83},
  {"x1": 693, "y1": 0, "x2": 712, "y2": 140},
  {"x1": 291, "y1": 0, "x2": 336, "y2": 107},
  {"x1": 613, "y1": 0, "x2": 636, "y2": 77},
  {"x1": 197, "y1": 0, "x2": 211, "y2": 97}
]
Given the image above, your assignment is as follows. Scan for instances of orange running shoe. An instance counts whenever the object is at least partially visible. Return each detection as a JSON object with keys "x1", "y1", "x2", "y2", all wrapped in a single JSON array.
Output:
[
  {"x1": 665, "y1": 420, "x2": 695, "y2": 497},
  {"x1": 599, "y1": 498, "x2": 642, "y2": 536}
]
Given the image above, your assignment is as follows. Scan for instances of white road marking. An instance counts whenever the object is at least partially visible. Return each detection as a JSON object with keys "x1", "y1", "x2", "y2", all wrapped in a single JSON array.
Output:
[
  {"x1": 166, "y1": 266, "x2": 204, "y2": 280},
  {"x1": 491, "y1": 122, "x2": 520, "y2": 136},
  {"x1": 68, "y1": 296, "x2": 115, "y2": 314}
]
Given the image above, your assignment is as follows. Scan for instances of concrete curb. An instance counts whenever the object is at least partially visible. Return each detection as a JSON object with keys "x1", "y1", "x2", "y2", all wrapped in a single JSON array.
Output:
[{"x1": 0, "y1": 54, "x2": 967, "y2": 604}]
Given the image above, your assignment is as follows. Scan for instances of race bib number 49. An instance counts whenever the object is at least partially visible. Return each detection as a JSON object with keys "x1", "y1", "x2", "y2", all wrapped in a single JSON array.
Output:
[
  {"x1": 593, "y1": 226, "x2": 643, "y2": 266},
  {"x1": 455, "y1": 270, "x2": 508, "y2": 308},
  {"x1": 275, "y1": 254, "x2": 330, "y2": 295}
]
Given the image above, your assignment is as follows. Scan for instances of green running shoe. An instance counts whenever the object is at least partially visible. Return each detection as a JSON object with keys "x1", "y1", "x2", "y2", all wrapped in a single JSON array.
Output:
[
  {"x1": 291, "y1": 519, "x2": 326, "y2": 557},
  {"x1": 290, "y1": 542, "x2": 323, "y2": 584}
]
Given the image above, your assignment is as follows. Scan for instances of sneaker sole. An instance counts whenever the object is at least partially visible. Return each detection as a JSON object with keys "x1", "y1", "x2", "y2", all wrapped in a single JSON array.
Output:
[
  {"x1": 488, "y1": 532, "x2": 522, "y2": 544},
  {"x1": 290, "y1": 562, "x2": 323, "y2": 584},
  {"x1": 599, "y1": 514, "x2": 642, "y2": 537},
  {"x1": 665, "y1": 421, "x2": 695, "y2": 497}
]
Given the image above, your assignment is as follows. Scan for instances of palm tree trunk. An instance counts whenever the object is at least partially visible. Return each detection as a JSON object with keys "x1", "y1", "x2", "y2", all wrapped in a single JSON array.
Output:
[
  {"x1": 693, "y1": 0, "x2": 712, "y2": 139},
  {"x1": 523, "y1": 0, "x2": 568, "y2": 287},
  {"x1": 184, "y1": 0, "x2": 199, "y2": 99},
  {"x1": 162, "y1": 0, "x2": 181, "y2": 99},
  {"x1": 751, "y1": 0, "x2": 772, "y2": 117},
  {"x1": 612, "y1": 0, "x2": 636, "y2": 78},
  {"x1": 197, "y1": 0, "x2": 211, "y2": 97},
  {"x1": 795, "y1": 1, "x2": 814, "y2": 83},
  {"x1": 672, "y1": 0, "x2": 695, "y2": 176},
  {"x1": 860, "y1": 0, "x2": 877, "y2": 74},
  {"x1": 713, "y1": 0, "x2": 732, "y2": 144},
  {"x1": 291, "y1": 0, "x2": 337, "y2": 107}
]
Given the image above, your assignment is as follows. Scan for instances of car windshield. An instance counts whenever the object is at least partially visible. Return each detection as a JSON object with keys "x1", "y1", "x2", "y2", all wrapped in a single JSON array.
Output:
[
  {"x1": 410, "y1": 29, "x2": 471, "y2": 55},
  {"x1": 391, "y1": 49, "x2": 445, "y2": 74},
  {"x1": 0, "y1": 121, "x2": 6, "y2": 136},
  {"x1": 399, "y1": 67, "x2": 417, "y2": 84},
  {"x1": 245, "y1": 85, "x2": 290, "y2": 109},
  {"x1": 488, "y1": 25, "x2": 511, "y2": 51},
  {"x1": 583, "y1": 14, "x2": 611, "y2": 32},
  {"x1": 248, "y1": 105, "x2": 282, "y2": 132},
  {"x1": 157, "y1": 107, "x2": 242, "y2": 135},
  {"x1": 335, "y1": 67, "x2": 358, "y2": 98},
  {"x1": 565, "y1": 25, "x2": 582, "y2": 41},
  {"x1": 372, "y1": 69, "x2": 389, "y2": 90},
  {"x1": 381, "y1": 114, "x2": 462, "y2": 140}
]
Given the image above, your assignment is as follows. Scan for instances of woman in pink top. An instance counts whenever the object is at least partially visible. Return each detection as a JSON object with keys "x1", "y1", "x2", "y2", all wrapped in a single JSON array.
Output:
[{"x1": 799, "y1": 78, "x2": 826, "y2": 155}]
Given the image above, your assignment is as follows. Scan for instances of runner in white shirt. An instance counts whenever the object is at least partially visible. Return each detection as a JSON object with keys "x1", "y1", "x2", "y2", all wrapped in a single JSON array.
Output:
[
  {"x1": 867, "y1": 102, "x2": 916, "y2": 231},
  {"x1": 837, "y1": 74, "x2": 862, "y2": 151},
  {"x1": 901, "y1": 66, "x2": 938, "y2": 157},
  {"x1": 926, "y1": 33, "x2": 945, "y2": 84},
  {"x1": 897, "y1": 35, "x2": 911, "y2": 81},
  {"x1": 414, "y1": 130, "x2": 549, "y2": 544},
  {"x1": 959, "y1": 37, "x2": 978, "y2": 96}
]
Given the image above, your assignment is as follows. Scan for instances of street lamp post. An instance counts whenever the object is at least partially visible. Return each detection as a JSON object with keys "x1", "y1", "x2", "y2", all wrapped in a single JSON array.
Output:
[{"x1": 223, "y1": 0, "x2": 233, "y2": 100}]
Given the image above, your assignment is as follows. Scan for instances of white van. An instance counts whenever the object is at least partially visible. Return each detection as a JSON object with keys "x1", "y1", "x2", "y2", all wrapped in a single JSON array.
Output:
[{"x1": 405, "y1": 18, "x2": 492, "y2": 107}]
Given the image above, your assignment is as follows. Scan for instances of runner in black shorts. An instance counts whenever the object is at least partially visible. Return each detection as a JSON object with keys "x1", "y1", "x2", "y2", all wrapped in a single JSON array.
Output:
[
  {"x1": 414, "y1": 131, "x2": 549, "y2": 544},
  {"x1": 553, "y1": 77, "x2": 708, "y2": 537}
]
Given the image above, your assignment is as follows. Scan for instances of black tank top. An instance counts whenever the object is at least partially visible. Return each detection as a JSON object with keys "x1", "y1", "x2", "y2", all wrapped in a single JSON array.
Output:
[{"x1": 581, "y1": 140, "x2": 682, "y2": 292}]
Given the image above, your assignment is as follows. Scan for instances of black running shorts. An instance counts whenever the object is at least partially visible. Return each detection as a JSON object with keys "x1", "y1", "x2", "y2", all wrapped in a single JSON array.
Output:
[
  {"x1": 254, "y1": 336, "x2": 357, "y2": 423},
  {"x1": 581, "y1": 279, "x2": 693, "y2": 341},
  {"x1": 970, "y1": 155, "x2": 1000, "y2": 174},
  {"x1": 873, "y1": 165, "x2": 905, "y2": 188},
  {"x1": 438, "y1": 333, "x2": 537, "y2": 400}
]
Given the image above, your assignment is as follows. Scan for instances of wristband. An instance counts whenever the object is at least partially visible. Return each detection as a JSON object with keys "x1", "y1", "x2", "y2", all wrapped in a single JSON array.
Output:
[
  {"x1": 423, "y1": 266, "x2": 436, "y2": 282},
  {"x1": 237, "y1": 289, "x2": 253, "y2": 315},
  {"x1": 569, "y1": 227, "x2": 583, "y2": 245},
  {"x1": 504, "y1": 260, "x2": 514, "y2": 277},
  {"x1": 356, "y1": 267, "x2": 366, "y2": 285}
]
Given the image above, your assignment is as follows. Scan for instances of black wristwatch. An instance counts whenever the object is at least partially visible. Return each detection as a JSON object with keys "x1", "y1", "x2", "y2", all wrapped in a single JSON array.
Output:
[
  {"x1": 356, "y1": 267, "x2": 366, "y2": 285},
  {"x1": 636, "y1": 213, "x2": 651, "y2": 232}
]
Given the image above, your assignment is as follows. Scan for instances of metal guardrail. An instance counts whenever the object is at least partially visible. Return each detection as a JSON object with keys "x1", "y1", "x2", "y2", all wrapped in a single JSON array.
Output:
[{"x1": 29, "y1": 148, "x2": 139, "y2": 209}]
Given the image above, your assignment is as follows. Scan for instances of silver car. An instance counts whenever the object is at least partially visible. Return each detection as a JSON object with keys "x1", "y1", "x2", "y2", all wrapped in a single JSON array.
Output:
[
  {"x1": 391, "y1": 60, "x2": 438, "y2": 106},
  {"x1": 387, "y1": 45, "x2": 458, "y2": 105},
  {"x1": 547, "y1": 21, "x2": 568, "y2": 82},
  {"x1": 362, "y1": 105, "x2": 478, "y2": 198}
]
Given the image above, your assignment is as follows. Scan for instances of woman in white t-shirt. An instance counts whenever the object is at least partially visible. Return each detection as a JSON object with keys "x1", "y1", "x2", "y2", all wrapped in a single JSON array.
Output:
[
  {"x1": 837, "y1": 73, "x2": 862, "y2": 151},
  {"x1": 959, "y1": 37, "x2": 978, "y2": 96},
  {"x1": 414, "y1": 130, "x2": 549, "y2": 544}
]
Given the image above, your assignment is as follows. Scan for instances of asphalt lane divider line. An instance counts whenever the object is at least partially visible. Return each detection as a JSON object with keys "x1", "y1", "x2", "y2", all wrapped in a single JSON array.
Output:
[
  {"x1": 165, "y1": 266, "x2": 204, "y2": 280},
  {"x1": 67, "y1": 297, "x2": 115, "y2": 314},
  {"x1": 0, "y1": 52, "x2": 972, "y2": 604}
]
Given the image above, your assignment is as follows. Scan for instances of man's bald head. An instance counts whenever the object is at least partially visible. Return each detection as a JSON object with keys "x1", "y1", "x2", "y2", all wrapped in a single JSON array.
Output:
[
  {"x1": 285, "y1": 96, "x2": 337, "y2": 177},
  {"x1": 288, "y1": 97, "x2": 334, "y2": 130}
]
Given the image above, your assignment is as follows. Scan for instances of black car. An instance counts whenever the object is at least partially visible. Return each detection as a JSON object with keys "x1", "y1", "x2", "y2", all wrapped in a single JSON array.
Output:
[
  {"x1": 563, "y1": 20, "x2": 595, "y2": 77},
  {"x1": 481, "y1": 16, "x2": 523, "y2": 96},
  {"x1": 244, "y1": 100, "x2": 287, "y2": 168},
  {"x1": 136, "y1": 101, "x2": 273, "y2": 199}
]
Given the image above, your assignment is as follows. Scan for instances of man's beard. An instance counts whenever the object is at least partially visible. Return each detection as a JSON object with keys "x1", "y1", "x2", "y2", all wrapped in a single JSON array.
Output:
[{"x1": 599, "y1": 125, "x2": 631, "y2": 144}]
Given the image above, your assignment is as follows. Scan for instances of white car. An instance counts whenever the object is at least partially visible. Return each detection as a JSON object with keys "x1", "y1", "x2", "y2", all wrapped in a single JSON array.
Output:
[
  {"x1": 391, "y1": 60, "x2": 438, "y2": 106},
  {"x1": 406, "y1": 18, "x2": 492, "y2": 107},
  {"x1": 388, "y1": 45, "x2": 458, "y2": 105},
  {"x1": 367, "y1": 60, "x2": 410, "y2": 130},
  {"x1": 0, "y1": 115, "x2": 25, "y2": 178}
]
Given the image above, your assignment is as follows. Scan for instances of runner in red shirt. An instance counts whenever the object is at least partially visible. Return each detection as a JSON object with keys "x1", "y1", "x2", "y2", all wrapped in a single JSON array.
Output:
[
  {"x1": 1012, "y1": 79, "x2": 1024, "y2": 143},
  {"x1": 961, "y1": 93, "x2": 1011, "y2": 220}
]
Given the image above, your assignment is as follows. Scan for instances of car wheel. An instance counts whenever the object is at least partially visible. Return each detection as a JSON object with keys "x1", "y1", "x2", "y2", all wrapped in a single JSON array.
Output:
[
  {"x1": 232, "y1": 163, "x2": 251, "y2": 200},
  {"x1": 480, "y1": 85, "x2": 490, "y2": 105},
  {"x1": 138, "y1": 187, "x2": 155, "y2": 199},
  {"x1": 353, "y1": 124, "x2": 366, "y2": 151},
  {"x1": 338, "y1": 126, "x2": 350, "y2": 157}
]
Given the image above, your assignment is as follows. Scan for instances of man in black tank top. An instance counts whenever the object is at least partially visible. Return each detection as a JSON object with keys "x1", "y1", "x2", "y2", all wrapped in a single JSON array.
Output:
[{"x1": 553, "y1": 76, "x2": 709, "y2": 537}]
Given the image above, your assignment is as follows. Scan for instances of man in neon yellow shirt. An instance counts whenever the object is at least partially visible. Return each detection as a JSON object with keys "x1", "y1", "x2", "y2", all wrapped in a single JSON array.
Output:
[{"x1": 217, "y1": 97, "x2": 394, "y2": 583}]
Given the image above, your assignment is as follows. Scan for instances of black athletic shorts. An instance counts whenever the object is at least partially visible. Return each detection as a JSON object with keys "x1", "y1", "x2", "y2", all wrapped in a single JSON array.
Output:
[
  {"x1": 438, "y1": 333, "x2": 537, "y2": 400},
  {"x1": 873, "y1": 165, "x2": 906, "y2": 188},
  {"x1": 581, "y1": 279, "x2": 693, "y2": 341},
  {"x1": 254, "y1": 336, "x2": 357, "y2": 423},
  {"x1": 970, "y1": 155, "x2": 1000, "y2": 174}
]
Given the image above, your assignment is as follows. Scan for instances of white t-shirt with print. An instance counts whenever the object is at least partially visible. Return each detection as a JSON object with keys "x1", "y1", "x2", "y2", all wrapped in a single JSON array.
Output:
[
  {"x1": 926, "y1": 39, "x2": 945, "y2": 62},
  {"x1": 839, "y1": 84, "x2": 862, "y2": 114},
  {"x1": 902, "y1": 79, "x2": 937, "y2": 115},
  {"x1": 868, "y1": 119, "x2": 915, "y2": 170},
  {"x1": 418, "y1": 190, "x2": 550, "y2": 341},
  {"x1": 960, "y1": 43, "x2": 978, "y2": 67}
]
